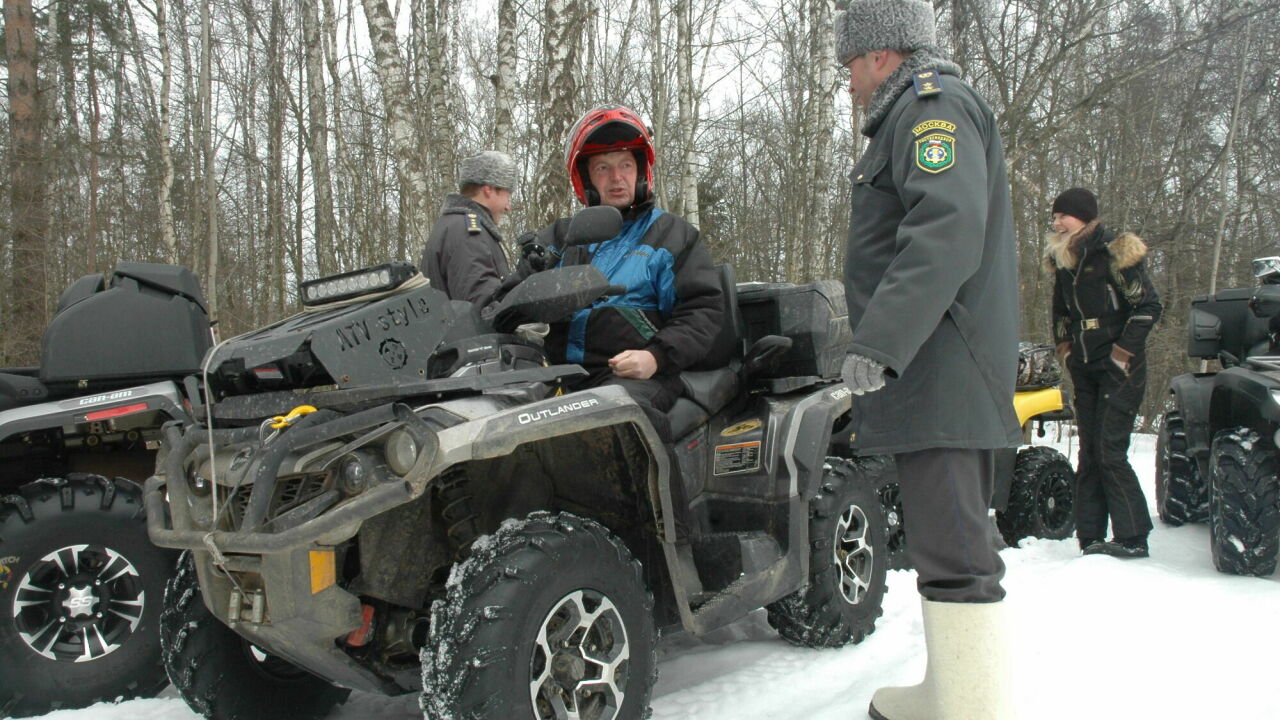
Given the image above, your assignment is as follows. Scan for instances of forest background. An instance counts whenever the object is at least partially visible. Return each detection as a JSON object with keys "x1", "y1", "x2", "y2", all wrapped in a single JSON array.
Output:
[{"x1": 2, "y1": 0, "x2": 1278, "y2": 429}]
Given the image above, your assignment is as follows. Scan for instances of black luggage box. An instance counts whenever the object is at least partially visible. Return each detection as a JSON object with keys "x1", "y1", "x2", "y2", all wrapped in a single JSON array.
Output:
[
  {"x1": 736, "y1": 280, "x2": 851, "y2": 379},
  {"x1": 40, "y1": 262, "x2": 211, "y2": 384},
  {"x1": 1187, "y1": 288, "x2": 1271, "y2": 360}
]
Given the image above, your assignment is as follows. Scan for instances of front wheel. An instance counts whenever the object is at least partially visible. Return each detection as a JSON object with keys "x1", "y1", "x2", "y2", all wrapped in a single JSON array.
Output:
[
  {"x1": 160, "y1": 553, "x2": 349, "y2": 720},
  {"x1": 1208, "y1": 428, "x2": 1280, "y2": 577},
  {"x1": 995, "y1": 446, "x2": 1076, "y2": 547},
  {"x1": 765, "y1": 457, "x2": 888, "y2": 648},
  {"x1": 421, "y1": 512, "x2": 657, "y2": 720},
  {"x1": 0, "y1": 475, "x2": 174, "y2": 718}
]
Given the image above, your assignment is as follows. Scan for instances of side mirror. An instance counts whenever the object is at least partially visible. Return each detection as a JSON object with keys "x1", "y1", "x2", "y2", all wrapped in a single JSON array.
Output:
[{"x1": 563, "y1": 206, "x2": 623, "y2": 247}]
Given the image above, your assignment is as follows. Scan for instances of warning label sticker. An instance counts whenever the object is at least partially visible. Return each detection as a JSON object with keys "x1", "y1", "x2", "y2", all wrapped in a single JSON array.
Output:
[{"x1": 713, "y1": 441, "x2": 761, "y2": 475}]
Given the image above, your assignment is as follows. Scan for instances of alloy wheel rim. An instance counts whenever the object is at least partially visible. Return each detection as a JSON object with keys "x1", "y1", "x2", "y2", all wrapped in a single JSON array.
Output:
[
  {"x1": 12, "y1": 544, "x2": 145, "y2": 662},
  {"x1": 834, "y1": 503, "x2": 875, "y2": 605},
  {"x1": 530, "y1": 589, "x2": 630, "y2": 720},
  {"x1": 1037, "y1": 468, "x2": 1075, "y2": 533}
]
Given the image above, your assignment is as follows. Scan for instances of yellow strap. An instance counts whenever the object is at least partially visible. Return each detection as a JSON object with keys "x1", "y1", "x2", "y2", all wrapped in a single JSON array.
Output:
[{"x1": 270, "y1": 405, "x2": 318, "y2": 429}]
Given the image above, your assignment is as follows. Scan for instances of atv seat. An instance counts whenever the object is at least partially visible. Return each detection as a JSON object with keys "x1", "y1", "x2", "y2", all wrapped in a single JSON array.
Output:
[
  {"x1": 0, "y1": 369, "x2": 50, "y2": 411},
  {"x1": 669, "y1": 264, "x2": 743, "y2": 439}
]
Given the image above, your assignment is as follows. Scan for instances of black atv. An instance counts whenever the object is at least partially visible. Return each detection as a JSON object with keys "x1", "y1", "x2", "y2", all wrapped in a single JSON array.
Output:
[
  {"x1": 0, "y1": 262, "x2": 207, "y2": 716},
  {"x1": 145, "y1": 207, "x2": 889, "y2": 720},
  {"x1": 1157, "y1": 256, "x2": 1280, "y2": 576}
]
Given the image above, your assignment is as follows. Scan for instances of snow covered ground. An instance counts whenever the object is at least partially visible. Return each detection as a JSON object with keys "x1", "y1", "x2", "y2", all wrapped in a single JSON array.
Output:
[{"x1": 16, "y1": 434, "x2": 1280, "y2": 720}]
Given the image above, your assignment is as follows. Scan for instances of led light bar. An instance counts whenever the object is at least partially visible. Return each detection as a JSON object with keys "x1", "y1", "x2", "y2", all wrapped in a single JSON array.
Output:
[{"x1": 300, "y1": 261, "x2": 418, "y2": 307}]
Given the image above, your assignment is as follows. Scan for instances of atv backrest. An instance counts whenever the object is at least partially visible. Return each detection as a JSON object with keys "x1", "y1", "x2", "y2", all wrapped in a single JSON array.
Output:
[
  {"x1": 40, "y1": 262, "x2": 211, "y2": 385},
  {"x1": 1188, "y1": 287, "x2": 1272, "y2": 360},
  {"x1": 56, "y1": 273, "x2": 107, "y2": 314}
]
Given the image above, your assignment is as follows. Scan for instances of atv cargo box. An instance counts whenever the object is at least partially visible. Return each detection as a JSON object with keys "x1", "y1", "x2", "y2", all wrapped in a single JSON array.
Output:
[
  {"x1": 1187, "y1": 288, "x2": 1272, "y2": 360},
  {"x1": 737, "y1": 280, "x2": 851, "y2": 379},
  {"x1": 40, "y1": 262, "x2": 211, "y2": 384}
]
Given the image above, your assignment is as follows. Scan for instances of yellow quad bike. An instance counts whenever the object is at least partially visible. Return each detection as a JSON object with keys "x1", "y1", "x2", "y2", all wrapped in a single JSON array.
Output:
[
  {"x1": 991, "y1": 343, "x2": 1077, "y2": 548},
  {"x1": 865, "y1": 343, "x2": 1076, "y2": 568}
]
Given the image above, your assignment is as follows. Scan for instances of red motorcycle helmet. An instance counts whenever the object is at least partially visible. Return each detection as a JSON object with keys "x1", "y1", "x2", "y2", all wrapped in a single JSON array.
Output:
[{"x1": 563, "y1": 105, "x2": 656, "y2": 207}]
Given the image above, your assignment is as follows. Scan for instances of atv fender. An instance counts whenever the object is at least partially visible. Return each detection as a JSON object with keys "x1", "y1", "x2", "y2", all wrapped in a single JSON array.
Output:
[{"x1": 1169, "y1": 373, "x2": 1216, "y2": 476}]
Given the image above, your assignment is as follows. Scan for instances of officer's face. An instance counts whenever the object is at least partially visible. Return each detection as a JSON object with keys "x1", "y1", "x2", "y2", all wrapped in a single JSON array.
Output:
[
  {"x1": 587, "y1": 151, "x2": 638, "y2": 209},
  {"x1": 844, "y1": 54, "x2": 878, "y2": 108},
  {"x1": 480, "y1": 186, "x2": 512, "y2": 223}
]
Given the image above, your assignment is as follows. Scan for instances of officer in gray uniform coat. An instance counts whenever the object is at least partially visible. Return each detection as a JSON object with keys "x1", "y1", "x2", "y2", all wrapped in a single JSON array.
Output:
[
  {"x1": 420, "y1": 150, "x2": 518, "y2": 308},
  {"x1": 834, "y1": 2, "x2": 1019, "y2": 718}
]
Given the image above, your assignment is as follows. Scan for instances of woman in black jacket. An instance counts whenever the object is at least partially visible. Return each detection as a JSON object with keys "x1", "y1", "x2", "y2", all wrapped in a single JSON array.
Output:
[{"x1": 1046, "y1": 188, "x2": 1162, "y2": 558}]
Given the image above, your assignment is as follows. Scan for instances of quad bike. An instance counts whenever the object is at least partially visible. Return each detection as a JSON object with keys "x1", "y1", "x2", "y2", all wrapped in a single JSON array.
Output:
[
  {"x1": 0, "y1": 262, "x2": 207, "y2": 716},
  {"x1": 1157, "y1": 256, "x2": 1280, "y2": 576},
  {"x1": 848, "y1": 342, "x2": 1076, "y2": 569},
  {"x1": 145, "y1": 207, "x2": 889, "y2": 720}
]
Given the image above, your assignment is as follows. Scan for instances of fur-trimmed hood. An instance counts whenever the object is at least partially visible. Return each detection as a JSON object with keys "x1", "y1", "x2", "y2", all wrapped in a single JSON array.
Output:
[{"x1": 1043, "y1": 220, "x2": 1147, "y2": 273}]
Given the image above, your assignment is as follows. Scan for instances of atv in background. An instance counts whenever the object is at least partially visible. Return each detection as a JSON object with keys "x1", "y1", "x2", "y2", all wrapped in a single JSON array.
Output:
[
  {"x1": 0, "y1": 262, "x2": 206, "y2": 716},
  {"x1": 145, "y1": 207, "x2": 889, "y2": 720},
  {"x1": 844, "y1": 342, "x2": 1076, "y2": 569},
  {"x1": 1157, "y1": 256, "x2": 1280, "y2": 576}
]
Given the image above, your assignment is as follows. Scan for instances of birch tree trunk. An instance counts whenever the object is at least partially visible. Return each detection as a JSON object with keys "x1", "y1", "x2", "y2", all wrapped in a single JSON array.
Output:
[
  {"x1": 4, "y1": 0, "x2": 48, "y2": 363},
  {"x1": 200, "y1": 0, "x2": 219, "y2": 321},
  {"x1": 806, "y1": 0, "x2": 835, "y2": 279},
  {"x1": 1208, "y1": 25, "x2": 1250, "y2": 295},
  {"x1": 86, "y1": 13, "x2": 101, "y2": 272},
  {"x1": 155, "y1": 0, "x2": 179, "y2": 263},
  {"x1": 674, "y1": 0, "x2": 699, "y2": 225},
  {"x1": 492, "y1": 0, "x2": 517, "y2": 153},
  {"x1": 532, "y1": 0, "x2": 588, "y2": 225},
  {"x1": 303, "y1": 0, "x2": 338, "y2": 276},
  {"x1": 361, "y1": 0, "x2": 433, "y2": 251}
]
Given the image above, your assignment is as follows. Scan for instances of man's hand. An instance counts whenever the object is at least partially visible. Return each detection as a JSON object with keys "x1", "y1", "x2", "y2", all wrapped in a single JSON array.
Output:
[
  {"x1": 1110, "y1": 345, "x2": 1133, "y2": 373},
  {"x1": 609, "y1": 350, "x2": 658, "y2": 379},
  {"x1": 841, "y1": 353, "x2": 886, "y2": 395},
  {"x1": 1056, "y1": 341, "x2": 1072, "y2": 363}
]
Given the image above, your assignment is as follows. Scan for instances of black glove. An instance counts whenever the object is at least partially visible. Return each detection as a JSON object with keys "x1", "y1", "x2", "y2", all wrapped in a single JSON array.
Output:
[{"x1": 517, "y1": 231, "x2": 561, "y2": 274}]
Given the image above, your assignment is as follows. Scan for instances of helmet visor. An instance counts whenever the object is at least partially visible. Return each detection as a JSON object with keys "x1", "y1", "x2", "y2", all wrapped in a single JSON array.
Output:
[{"x1": 1253, "y1": 256, "x2": 1280, "y2": 282}]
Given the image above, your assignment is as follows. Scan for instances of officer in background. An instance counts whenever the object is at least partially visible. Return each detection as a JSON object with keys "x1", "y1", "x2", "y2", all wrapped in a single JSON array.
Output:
[
  {"x1": 834, "y1": 1, "x2": 1020, "y2": 718},
  {"x1": 420, "y1": 151, "x2": 518, "y2": 308}
]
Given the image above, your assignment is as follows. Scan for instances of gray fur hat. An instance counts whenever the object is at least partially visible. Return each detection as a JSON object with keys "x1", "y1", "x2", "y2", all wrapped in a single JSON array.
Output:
[
  {"x1": 458, "y1": 150, "x2": 518, "y2": 190},
  {"x1": 835, "y1": 0, "x2": 937, "y2": 65}
]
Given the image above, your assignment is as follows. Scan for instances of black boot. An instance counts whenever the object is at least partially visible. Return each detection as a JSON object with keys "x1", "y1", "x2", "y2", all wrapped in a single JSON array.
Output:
[
  {"x1": 1079, "y1": 537, "x2": 1107, "y2": 555},
  {"x1": 1096, "y1": 535, "x2": 1149, "y2": 559}
]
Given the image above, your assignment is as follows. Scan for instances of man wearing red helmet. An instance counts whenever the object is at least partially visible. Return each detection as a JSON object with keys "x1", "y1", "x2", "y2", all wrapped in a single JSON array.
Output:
[{"x1": 524, "y1": 104, "x2": 723, "y2": 517}]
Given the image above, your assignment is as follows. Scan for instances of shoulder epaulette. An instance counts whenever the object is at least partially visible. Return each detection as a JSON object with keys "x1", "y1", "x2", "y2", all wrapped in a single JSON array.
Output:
[
  {"x1": 913, "y1": 70, "x2": 943, "y2": 99},
  {"x1": 465, "y1": 213, "x2": 481, "y2": 234}
]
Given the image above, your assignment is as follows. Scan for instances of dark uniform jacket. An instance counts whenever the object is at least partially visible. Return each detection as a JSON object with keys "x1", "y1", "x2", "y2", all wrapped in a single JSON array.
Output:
[
  {"x1": 535, "y1": 202, "x2": 723, "y2": 376},
  {"x1": 1046, "y1": 221, "x2": 1161, "y2": 367},
  {"x1": 844, "y1": 62, "x2": 1021, "y2": 455},
  {"x1": 420, "y1": 194, "x2": 511, "y2": 308}
]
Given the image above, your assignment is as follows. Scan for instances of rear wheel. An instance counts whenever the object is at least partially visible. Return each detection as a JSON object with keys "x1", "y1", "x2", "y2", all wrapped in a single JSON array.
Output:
[
  {"x1": 995, "y1": 446, "x2": 1076, "y2": 547},
  {"x1": 1208, "y1": 428, "x2": 1280, "y2": 577},
  {"x1": 765, "y1": 457, "x2": 888, "y2": 648},
  {"x1": 160, "y1": 553, "x2": 349, "y2": 719},
  {"x1": 1155, "y1": 411, "x2": 1208, "y2": 525},
  {"x1": 0, "y1": 475, "x2": 174, "y2": 718},
  {"x1": 421, "y1": 512, "x2": 657, "y2": 720}
]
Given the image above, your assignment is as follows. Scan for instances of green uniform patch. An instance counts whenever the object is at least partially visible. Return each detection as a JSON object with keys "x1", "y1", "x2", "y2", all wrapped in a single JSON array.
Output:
[{"x1": 915, "y1": 132, "x2": 955, "y2": 174}]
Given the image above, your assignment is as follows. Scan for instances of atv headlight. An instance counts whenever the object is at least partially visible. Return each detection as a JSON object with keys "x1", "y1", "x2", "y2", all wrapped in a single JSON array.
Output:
[
  {"x1": 1271, "y1": 389, "x2": 1280, "y2": 408},
  {"x1": 300, "y1": 261, "x2": 417, "y2": 306},
  {"x1": 384, "y1": 428, "x2": 419, "y2": 476}
]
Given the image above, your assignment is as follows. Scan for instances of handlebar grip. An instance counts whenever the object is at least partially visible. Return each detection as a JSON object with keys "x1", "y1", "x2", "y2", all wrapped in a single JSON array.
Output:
[{"x1": 605, "y1": 285, "x2": 627, "y2": 296}]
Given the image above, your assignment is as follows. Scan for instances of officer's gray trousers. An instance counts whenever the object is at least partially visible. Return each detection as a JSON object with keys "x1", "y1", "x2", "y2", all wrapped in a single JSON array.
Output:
[{"x1": 894, "y1": 447, "x2": 1007, "y2": 603}]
